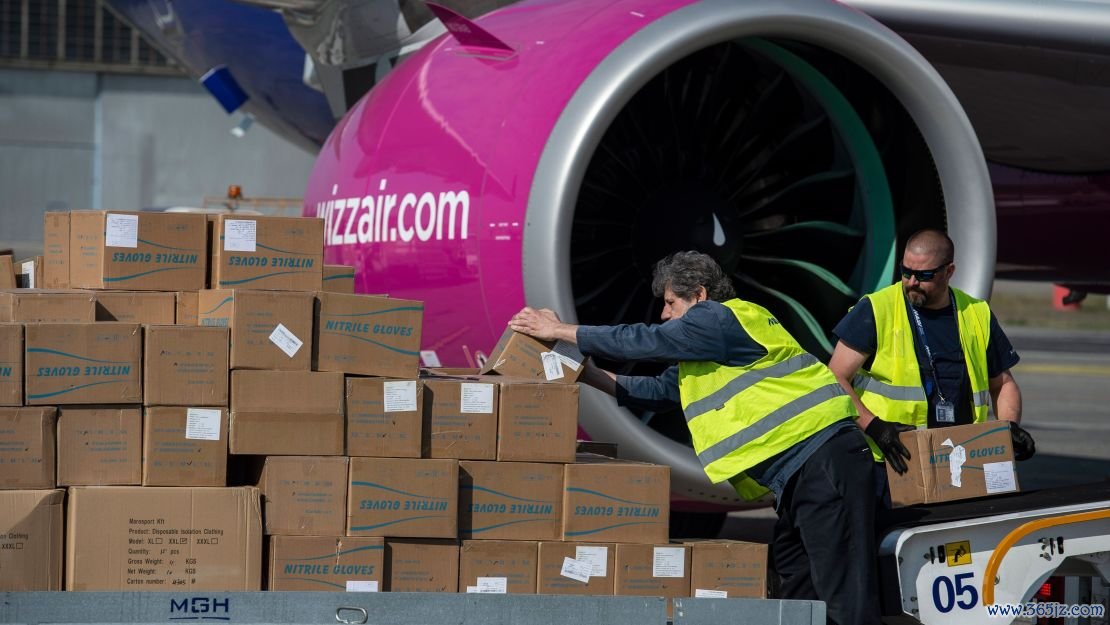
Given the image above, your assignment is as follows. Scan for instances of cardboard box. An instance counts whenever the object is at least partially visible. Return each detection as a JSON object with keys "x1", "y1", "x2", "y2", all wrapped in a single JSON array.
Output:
[
  {"x1": 229, "y1": 370, "x2": 344, "y2": 455},
  {"x1": 268, "y1": 536, "x2": 384, "y2": 591},
  {"x1": 25, "y1": 322, "x2": 141, "y2": 404},
  {"x1": 69, "y1": 210, "x2": 207, "y2": 290},
  {"x1": 95, "y1": 291, "x2": 176, "y2": 324},
  {"x1": 386, "y1": 539, "x2": 459, "y2": 592},
  {"x1": 496, "y1": 379, "x2": 578, "y2": 463},
  {"x1": 56, "y1": 405, "x2": 142, "y2": 486},
  {"x1": 143, "y1": 325, "x2": 229, "y2": 406},
  {"x1": 0, "y1": 489, "x2": 64, "y2": 590},
  {"x1": 459, "y1": 461, "x2": 562, "y2": 541},
  {"x1": 0, "y1": 289, "x2": 95, "y2": 322},
  {"x1": 322, "y1": 265, "x2": 355, "y2": 294},
  {"x1": 142, "y1": 407, "x2": 228, "y2": 487},
  {"x1": 685, "y1": 540, "x2": 768, "y2": 598},
  {"x1": 615, "y1": 543, "x2": 690, "y2": 616},
  {"x1": 0, "y1": 255, "x2": 14, "y2": 289},
  {"x1": 0, "y1": 324, "x2": 22, "y2": 405},
  {"x1": 346, "y1": 377, "x2": 423, "y2": 458},
  {"x1": 563, "y1": 457, "x2": 670, "y2": 544},
  {"x1": 66, "y1": 486, "x2": 262, "y2": 590},
  {"x1": 212, "y1": 215, "x2": 323, "y2": 291},
  {"x1": 198, "y1": 289, "x2": 314, "y2": 370},
  {"x1": 15, "y1": 256, "x2": 43, "y2": 289},
  {"x1": 256, "y1": 456, "x2": 349, "y2": 536},
  {"x1": 481, "y1": 328, "x2": 585, "y2": 384},
  {"x1": 314, "y1": 293, "x2": 423, "y2": 378},
  {"x1": 459, "y1": 540, "x2": 538, "y2": 594},
  {"x1": 43, "y1": 212, "x2": 70, "y2": 288},
  {"x1": 423, "y1": 378, "x2": 498, "y2": 460},
  {"x1": 537, "y1": 541, "x2": 616, "y2": 595},
  {"x1": 176, "y1": 291, "x2": 198, "y2": 325},
  {"x1": 347, "y1": 458, "x2": 458, "y2": 538},
  {"x1": 0, "y1": 407, "x2": 56, "y2": 489},
  {"x1": 887, "y1": 421, "x2": 1020, "y2": 507}
]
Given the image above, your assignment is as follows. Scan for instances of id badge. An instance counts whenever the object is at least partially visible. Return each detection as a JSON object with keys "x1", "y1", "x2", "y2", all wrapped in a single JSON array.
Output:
[{"x1": 935, "y1": 399, "x2": 956, "y2": 424}]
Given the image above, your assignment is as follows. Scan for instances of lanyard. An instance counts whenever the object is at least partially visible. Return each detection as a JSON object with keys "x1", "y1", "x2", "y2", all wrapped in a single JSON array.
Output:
[{"x1": 907, "y1": 293, "x2": 954, "y2": 402}]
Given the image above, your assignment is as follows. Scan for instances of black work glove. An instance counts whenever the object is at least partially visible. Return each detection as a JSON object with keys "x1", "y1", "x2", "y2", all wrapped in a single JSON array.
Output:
[
  {"x1": 1009, "y1": 422, "x2": 1036, "y2": 461},
  {"x1": 865, "y1": 417, "x2": 915, "y2": 475}
]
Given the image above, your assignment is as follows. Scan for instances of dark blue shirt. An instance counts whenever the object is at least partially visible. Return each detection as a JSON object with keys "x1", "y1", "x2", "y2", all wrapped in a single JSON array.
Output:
[
  {"x1": 575, "y1": 300, "x2": 855, "y2": 501},
  {"x1": 833, "y1": 291, "x2": 1019, "y2": 427}
]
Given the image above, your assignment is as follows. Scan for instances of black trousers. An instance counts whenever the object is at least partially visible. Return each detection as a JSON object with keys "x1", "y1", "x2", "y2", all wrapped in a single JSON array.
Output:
[{"x1": 772, "y1": 428, "x2": 883, "y2": 625}]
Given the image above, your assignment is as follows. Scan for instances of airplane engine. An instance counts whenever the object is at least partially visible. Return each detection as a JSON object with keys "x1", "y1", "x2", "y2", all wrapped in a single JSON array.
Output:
[{"x1": 305, "y1": 0, "x2": 995, "y2": 507}]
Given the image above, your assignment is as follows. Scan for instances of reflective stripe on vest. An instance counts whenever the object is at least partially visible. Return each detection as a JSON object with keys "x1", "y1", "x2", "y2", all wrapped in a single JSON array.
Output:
[
  {"x1": 685, "y1": 353, "x2": 820, "y2": 420},
  {"x1": 856, "y1": 283, "x2": 992, "y2": 427}
]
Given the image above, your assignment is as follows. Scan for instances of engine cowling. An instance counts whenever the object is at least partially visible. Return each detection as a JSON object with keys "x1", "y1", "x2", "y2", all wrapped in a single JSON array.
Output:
[{"x1": 304, "y1": 0, "x2": 994, "y2": 506}]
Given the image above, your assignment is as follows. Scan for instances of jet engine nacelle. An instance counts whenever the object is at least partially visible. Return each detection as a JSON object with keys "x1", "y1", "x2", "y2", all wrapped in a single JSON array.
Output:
[{"x1": 304, "y1": 0, "x2": 995, "y2": 507}]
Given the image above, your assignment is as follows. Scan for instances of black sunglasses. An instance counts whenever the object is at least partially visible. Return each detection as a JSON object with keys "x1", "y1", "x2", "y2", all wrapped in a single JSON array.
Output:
[{"x1": 900, "y1": 263, "x2": 950, "y2": 282}]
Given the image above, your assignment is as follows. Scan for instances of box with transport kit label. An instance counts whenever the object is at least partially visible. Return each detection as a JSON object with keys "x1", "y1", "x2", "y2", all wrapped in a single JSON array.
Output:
[
  {"x1": 347, "y1": 458, "x2": 458, "y2": 538},
  {"x1": 422, "y1": 377, "x2": 498, "y2": 460},
  {"x1": 268, "y1": 535, "x2": 384, "y2": 591},
  {"x1": 69, "y1": 210, "x2": 207, "y2": 290},
  {"x1": 0, "y1": 489, "x2": 64, "y2": 590},
  {"x1": 43, "y1": 212, "x2": 69, "y2": 288},
  {"x1": 65, "y1": 486, "x2": 262, "y2": 590},
  {"x1": 175, "y1": 291, "x2": 198, "y2": 325},
  {"x1": 537, "y1": 541, "x2": 616, "y2": 595},
  {"x1": 142, "y1": 407, "x2": 228, "y2": 487},
  {"x1": 198, "y1": 289, "x2": 313, "y2": 370},
  {"x1": 459, "y1": 461, "x2": 562, "y2": 541},
  {"x1": 615, "y1": 543, "x2": 690, "y2": 616},
  {"x1": 95, "y1": 291, "x2": 176, "y2": 323},
  {"x1": 346, "y1": 377, "x2": 423, "y2": 458},
  {"x1": 684, "y1": 539, "x2": 768, "y2": 598},
  {"x1": 322, "y1": 265, "x2": 355, "y2": 294},
  {"x1": 143, "y1": 325, "x2": 229, "y2": 406},
  {"x1": 480, "y1": 328, "x2": 585, "y2": 384},
  {"x1": 0, "y1": 407, "x2": 56, "y2": 489},
  {"x1": 385, "y1": 539, "x2": 459, "y2": 592},
  {"x1": 56, "y1": 405, "x2": 142, "y2": 486},
  {"x1": 24, "y1": 322, "x2": 141, "y2": 404},
  {"x1": 0, "y1": 323, "x2": 22, "y2": 405},
  {"x1": 887, "y1": 421, "x2": 1020, "y2": 507},
  {"x1": 212, "y1": 215, "x2": 323, "y2": 291},
  {"x1": 314, "y1": 292, "x2": 423, "y2": 378},
  {"x1": 16, "y1": 256, "x2": 43, "y2": 289},
  {"x1": 563, "y1": 455, "x2": 670, "y2": 544},
  {"x1": 459, "y1": 540, "x2": 537, "y2": 594},
  {"x1": 0, "y1": 289, "x2": 95, "y2": 322},
  {"x1": 255, "y1": 456, "x2": 349, "y2": 536},
  {"x1": 495, "y1": 378, "x2": 578, "y2": 463},
  {"x1": 229, "y1": 370, "x2": 344, "y2": 455}
]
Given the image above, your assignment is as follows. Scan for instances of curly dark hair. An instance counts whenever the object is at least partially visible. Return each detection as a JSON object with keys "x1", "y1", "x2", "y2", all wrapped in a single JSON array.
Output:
[{"x1": 651, "y1": 251, "x2": 737, "y2": 302}]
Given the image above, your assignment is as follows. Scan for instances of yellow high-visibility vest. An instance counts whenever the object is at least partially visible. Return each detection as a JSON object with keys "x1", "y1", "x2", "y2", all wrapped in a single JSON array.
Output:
[
  {"x1": 853, "y1": 283, "x2": 992, "y2": 427},
  {"x1": 679, "y1": 299, "x2": 855, "y2": 500}
]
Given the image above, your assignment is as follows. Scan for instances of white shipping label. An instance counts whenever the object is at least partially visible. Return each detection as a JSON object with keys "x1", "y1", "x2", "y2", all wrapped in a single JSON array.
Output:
[
  {"x1": 383, "y1": 380, "x2": 418, "y2": 412},
  {"x1": 420, "y1": 350, "x2": 442, "y2": 367},
  {"x1": 269, "y1": 323, "x2": 303, "y2": 358},
  {"x1": 465, "y1": 586, "x2": 479, "y2": 593},
  {"x1": 984, "y1": 460, "x2": 1018, "y2": 494},
  {"x1": 552, "y1": 340, "x2": 584, "y2": 371},
  {"x1": 652, "y1": 547, "x2": 686, "y2": 578},
  {"x1": 575, "y1": 546, "x2": 608, "y2": 578},
  {"x1": 694, "y1": 589, "x2": 728, "y2": 598},
  {"x1": 345, "y1": 581, "x2": 379, "y2": 592},
  {"x1": 560, "y1": 557, "x2": 592, "y2": 584},
  {"x1": 540, "y1": 352, "x2": 565, "y2": 381},
  {"x1": 185, "y1": 408, "x2": 222, "y2": 441},
  {"x1": 474, "y1": 577, "x2": 508, "y2": 594},
  {"x1": 224, "y1": 219, "x2": 257, "y2": 252},
  {"x1": 105, "y1": 213, "x2": 139, "y2": 248},
  {"x1": 21, "y1": 261, "x2": 34, "y2": 288},
  {"x1": 460, "y1": 383, "x2": 494, "y2": 414}
]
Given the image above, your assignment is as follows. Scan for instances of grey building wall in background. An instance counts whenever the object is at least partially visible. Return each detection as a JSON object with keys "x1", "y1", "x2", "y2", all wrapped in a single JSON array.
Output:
[{"x1": 0, "y1": 68, "x2": 317, "y2": 256}]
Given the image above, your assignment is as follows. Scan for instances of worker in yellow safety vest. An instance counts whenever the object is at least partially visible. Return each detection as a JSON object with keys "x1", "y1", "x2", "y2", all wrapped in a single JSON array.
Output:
[
  {"x1": 828, "y1": 229, "x2": 1035, "y2": 475},
  {"x1": 511, "y1": 251, "x2": 882, "y2": 625}
]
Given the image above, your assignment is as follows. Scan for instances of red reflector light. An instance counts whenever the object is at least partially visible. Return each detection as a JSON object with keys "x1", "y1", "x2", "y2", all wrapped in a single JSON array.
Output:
[{"x1": 1037, "y1": 582, "x2": 1053, "y2": 597}]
